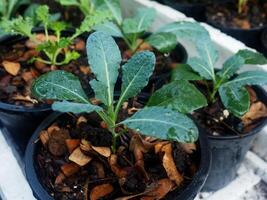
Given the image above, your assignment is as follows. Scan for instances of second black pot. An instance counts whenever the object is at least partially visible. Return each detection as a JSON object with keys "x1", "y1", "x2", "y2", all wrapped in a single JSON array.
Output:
[
  {"x1": 0, "y1": 28, "x2": 90, "y2": 155},
  {"x1": 25, "y1": 107, "x2": 211, "y2": 199},
  {"x1": 203, "y1": 86, "x2": 267, "y2": 191},
  {"x1": 160, "y1": 0, "x2": 207, "y2": 22}
]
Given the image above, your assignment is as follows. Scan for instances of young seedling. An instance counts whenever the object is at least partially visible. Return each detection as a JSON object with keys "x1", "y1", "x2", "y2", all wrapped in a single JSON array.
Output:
[
  {"x1": 148, "y1": 24, "x2": 267, "y2": 118},
  {"x1": 0, "y1": 5, "x2": 111, "y2": 66},
  {"x1": 31, "y1": 31, "x2": 198, "y2": 153},
  {"x1": 56, "y1": 0, "x2": 95, "y2": 16}
]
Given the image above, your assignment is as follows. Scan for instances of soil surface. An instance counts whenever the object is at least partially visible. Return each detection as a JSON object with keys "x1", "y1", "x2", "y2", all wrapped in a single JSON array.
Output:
[
  {"x1": 34, "y1": 100, "x2": 200, "y2": 200},
  {"x1": 0, "y1": 34, "x2": 92, "y2": 107},
  {"x1": 206, "y1": 2, "x2": 267, "y2": 29},
  {"x1": 193, "y1": 84, "x2": 267, "y2": 137}
]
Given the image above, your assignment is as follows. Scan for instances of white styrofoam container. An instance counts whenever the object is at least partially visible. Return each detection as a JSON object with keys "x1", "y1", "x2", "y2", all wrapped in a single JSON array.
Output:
[{"x1": 0, "y1": 0, "x2": 266, "y2": 199}]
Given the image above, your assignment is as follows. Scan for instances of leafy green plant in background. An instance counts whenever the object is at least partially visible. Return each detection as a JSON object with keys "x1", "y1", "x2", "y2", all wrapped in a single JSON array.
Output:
[
  {"x1": 1, "y1": 5, "x2": 111, "y2": 66},
  {"x1": 94, "y1": 0, "x2": 215, "y2": 55},
  {"x1": 94, "y1": 2, "x2": 171, "y2": 53},
  {"x1": 32, "y1": 31, "x2": 199, "y2": 152},
  {"x1": 56, "y1": 0, "x2": 95, "y2": 16},
  {"x1": 0, "y1": 0, "x2": 30, "y2": 20},
  {"x1": 0, "y1": 0, "x2": 60, "y2": 36},
  {"x1": 149, "y1": 23, "x2": 267, "y2": 118}
]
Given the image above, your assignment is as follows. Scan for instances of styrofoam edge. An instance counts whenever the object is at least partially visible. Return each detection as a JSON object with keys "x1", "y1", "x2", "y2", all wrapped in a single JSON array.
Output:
[{"x1": 0, "y1": 130, "x2": 35, "y2": 200}]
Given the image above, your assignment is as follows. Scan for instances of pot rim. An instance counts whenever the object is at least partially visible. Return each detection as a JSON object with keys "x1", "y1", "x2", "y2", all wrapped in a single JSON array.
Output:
[
  {"x1": 207, "y1": 85, "x2": 267, "y2": 140},
  {"x1": 162, "y1": 0, "x2": 209, "y2": 7},
  {"x1": 25, "y1": 112, "x2": 211, "y2": 200}
]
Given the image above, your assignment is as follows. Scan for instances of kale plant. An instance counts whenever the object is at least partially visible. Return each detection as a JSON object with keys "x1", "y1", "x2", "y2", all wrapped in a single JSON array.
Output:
[
  {"x1": 0, "y1": 0, "x2": 30, "y2": 20},
  {"x1": 1, "y1": 5, "x2": 111, "y2": 66},
  {"x1": 148, "y1": 23, "x2": 267, "y2": 118},
  {"x1": 56, "y1": 0, "x2": 95, "y2": 16},
  {"x1": 93, "y1": 0, "x2": 188, "y2": 53},
  {"x1": 31, "y1": 31, "x2": 198, "y2": 152}
]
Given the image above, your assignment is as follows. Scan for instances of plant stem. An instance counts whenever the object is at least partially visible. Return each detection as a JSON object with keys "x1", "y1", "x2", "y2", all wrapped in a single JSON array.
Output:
[
  {"x1": 44, "y1": 25, "x2": 49, "y2": 42},
  {"x1": 34, "y1": 57, "x2": 52, "y2": 65},
  {"x1": 111, "y1": 130, "x2": 118, "y2": 153}
]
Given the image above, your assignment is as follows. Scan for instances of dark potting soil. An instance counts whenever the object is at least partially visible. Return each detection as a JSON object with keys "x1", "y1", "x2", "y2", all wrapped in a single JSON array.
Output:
[
  {"x1": 206, "y1": 2, "x2": 267, "y2": 29},
  {"x1": 35, "y1": 102, "x2": 199, "y2": 200},
  {"x1": 193, "y1": 85, "x2": 267, "y2": 137},
  {"x1": 0, "y1": 35, "x2": 92, "y2": 107}
]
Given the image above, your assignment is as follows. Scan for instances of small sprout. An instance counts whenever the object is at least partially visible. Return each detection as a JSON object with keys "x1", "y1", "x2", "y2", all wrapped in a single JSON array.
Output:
[{"x1": 0, "y1": 5, "x2": 111, "y2": 66}]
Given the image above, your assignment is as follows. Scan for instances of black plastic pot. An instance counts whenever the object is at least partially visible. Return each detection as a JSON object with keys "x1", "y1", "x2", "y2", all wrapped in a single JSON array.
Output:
[
  {"x1": 25, "y1": 109, "x2": 211, "y2": 200},
  {"x1": 160, "y1": 0, "x2": 207, "y2": 22},
  {"x1": 203, "y1": 86, "x2": 267, "y2": 191},
  {"x1": 0, "y1": 28, "x2": 89, "y2": 155},
  {"x1": 0, "y1": 30, "x2": 52, "y2": 155},
  {"x1": 207, "y1": 18, "x2": 267, "y2": 56}
]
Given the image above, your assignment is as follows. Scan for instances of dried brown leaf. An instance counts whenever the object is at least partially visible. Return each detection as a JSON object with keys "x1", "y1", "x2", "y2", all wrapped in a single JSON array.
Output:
[
  {"x1": 154, "y1": 142, "x2": 169, "y2": 154},
  {"x1": 247, "y1": 87, "x2": 257, "y2": 104},
  {"x1": 161, "y1": 144, "x2": 184, "y2": 186},
  {"x1": 65, "y1": 139, "x2": 80, "y2": 154},
  {"x1": 129, "y1": 134, "x2": 153, "y2": 169},
  {"x1": 12, "y1": 95, "x2": 38, "y2": 104},
  {"x1": 69, "y1": 147, "x2": 92, "y2": 166},
  {"x1": 39, "y1": 130, "x2": 49, "y2": 146},
  {"x1": 21, "y1": 71, "x2": 34, "y2": 83},
  {"x1": 80, "y1": 139, "x2": 111, "y2": 157},
  {"x1": 61, "y1": 162, "x2": 80, "y2": 177},
  {"x1": 2, "y1": 61, "x2": 20, "y2": 76},
  {"x1": 90, "y1": 183, "x2": 114, "y2": 200},
  {"x1": 180, "y1": 143, "x2": 196, "y2": 154},
  {"x1": 242, "y1": 101, "x2": 267, "y2": 126},
  {"x1": 92, "y1": 146, "x2": 111, "y2": 158}
]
